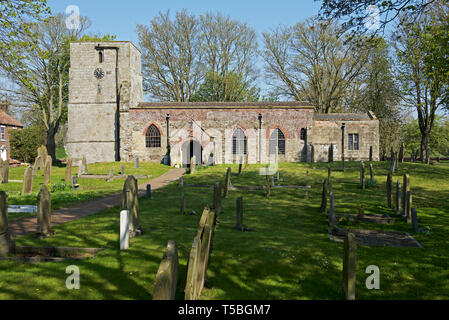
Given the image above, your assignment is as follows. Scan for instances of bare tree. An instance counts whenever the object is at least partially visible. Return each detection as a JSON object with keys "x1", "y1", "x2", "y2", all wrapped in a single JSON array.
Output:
[{"x1": 262, "y1": 18, "x2": 369, "y2": 113}]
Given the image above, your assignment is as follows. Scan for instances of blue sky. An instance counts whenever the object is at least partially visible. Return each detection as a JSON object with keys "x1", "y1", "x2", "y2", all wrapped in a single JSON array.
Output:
[{"x1": 48, "y1": 0, "x2": 323, "y2": 45}]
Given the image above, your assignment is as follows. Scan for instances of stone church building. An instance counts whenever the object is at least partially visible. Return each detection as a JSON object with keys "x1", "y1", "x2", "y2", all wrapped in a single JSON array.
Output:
[{"x1": 67, "y1": 41, "x2": 379, "y2": 165}]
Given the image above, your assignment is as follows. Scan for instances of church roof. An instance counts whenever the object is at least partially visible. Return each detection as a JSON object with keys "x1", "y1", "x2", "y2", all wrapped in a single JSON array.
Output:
[{"x1": 136, "y1": 101, "x2": 314, "y2": 109}]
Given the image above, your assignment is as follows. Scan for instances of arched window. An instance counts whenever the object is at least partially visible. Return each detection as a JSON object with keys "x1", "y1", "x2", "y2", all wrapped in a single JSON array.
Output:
[
  {"x1": 146, "y1": 124, "x2": 161, "y2": 148},
  {"x1": 269, "y1": 128, "x2": 286, "y2": 155},
  {"x1": 300, "y1": 128, "x2": 307, "y2": 141},
  {"x1": 99, "y1": 50, "x2": 104, "y2": 63},
  {"x1": 232, "y1": 128, "x2": 247, "y2": 155}
]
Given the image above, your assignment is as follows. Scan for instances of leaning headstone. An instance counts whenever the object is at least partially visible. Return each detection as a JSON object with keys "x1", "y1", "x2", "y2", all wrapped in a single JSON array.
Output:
[
  {"x1": 320, "y1": 178, "x2": 329, "y2": 213},
  {"x1": 190, "y1": 156, "x2": 196, "y2": 174},
  {"x1": 180, "y1": 194, "x2": 185, "y2": 215},
  {"x1": 43, "y1": 155, "x2": 52, "y2": 185},
  {"x1": 213, "y1": 182, "x2": 222, "y2": 214},
  {"x1": 121, "y1": 175, "x2": 143, "y2": 237},
  {"x1": 405, "y1": 191, "x2": 412, "y2": 223},
  {"x1": 107, "y1": 169, "x2": 114, "y2": 182},
  {"x1": 65, "y1": 157, "x2": 72, "y2": 182},
  {"x1": 223, "y1": 167, "x2": 231, "y2": 198},
  {"x1": 235, "y1": 196, "x2": 243, "y2": 231},
  {"x1": 22, "y1": 166, "x2": 33, "y2": 195},
  {"x1": 185, "y1": 236, "x2": 201, "y2": 300},
  {"x1": 153, "y1": 240, "x2": 178, "y2": 300},
  {"x1": 135, "y1": 157, "x2": 139, "y2": 169},
  {"x1": 120, "y1": 210, "x2": 130, "y2": 250},
  {"x1": 0, "y1": 191, "x2": 14, "y2": 256},
  {"x1": 36, "y1": 185, "x2": 53, "y2": 237},
  {"x1": 386, "y1": 173, "x2": 393, "y2": 209},
  {"x1": 1, "y1": 160, "x2": 8, "y2": 184},
  {"x1": 359, "y1": 161, "x2": 365, "y2": 189},
  {"x1": 328, "y1": 144, "x2": 334, "y2": 163},
  {"x1": 342, "y1": 232, "x2": 356, "y2": 300},
  {"x1": 32, "y1": 155, "x2": 42, "y2": 177},
  {"x1": 395, "y1": 181, "x2": 401, "y2": 215},
  {"x1": 146, "y1": 184, "x2": 151, "y2": 199},
  {"x1": 402, "y1": 174, "x2": 410, "y2": 216},
  {"x1": 369, "y1": 146, "x2": 373, "y2": 162},
  {"x1": 369, "y1": 164, "x2": 374, "y2": 181},
  {"x1": 411, "y1": 208, "x2": 419, "y2": 232}
]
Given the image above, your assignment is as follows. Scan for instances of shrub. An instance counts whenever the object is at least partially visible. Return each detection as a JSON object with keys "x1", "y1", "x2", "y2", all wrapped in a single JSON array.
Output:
[
  {"x1": 10, "y1": 126, "x2": 45, "y2": 163},
  {"x1": 365, "y1": 178, "x2": 379, "y2": 188},
  {"x1": 49, "y1": 182, "x2": 71, "y2": 193}
]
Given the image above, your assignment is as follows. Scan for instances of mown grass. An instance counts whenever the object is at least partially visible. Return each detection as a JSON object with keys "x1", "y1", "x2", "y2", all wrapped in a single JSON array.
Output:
[
  {"x1": 0, "y1": 161, "x2": 448, "y2": 299},
  {"x1": 1, "y1": 162, "x2": 170, "y2": 221}
]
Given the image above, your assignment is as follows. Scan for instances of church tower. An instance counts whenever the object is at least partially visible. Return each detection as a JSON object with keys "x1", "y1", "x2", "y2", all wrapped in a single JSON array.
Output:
[{"x1": 67, "y1": 41, "x2": 143, "y2": 163}]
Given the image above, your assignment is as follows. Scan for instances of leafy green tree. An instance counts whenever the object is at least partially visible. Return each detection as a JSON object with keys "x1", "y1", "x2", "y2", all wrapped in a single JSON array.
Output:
[
  {"x1": 10, "y1": 125, "x2": 45, "y2": 163},
  {"x1": 191, "y1": 71, "x2": 259, "y2": 102}
]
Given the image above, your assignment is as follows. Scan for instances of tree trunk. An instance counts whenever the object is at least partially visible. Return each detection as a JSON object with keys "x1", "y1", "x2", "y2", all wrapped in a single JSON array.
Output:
[
  {"x1": 420, "y1": 133, "x2": 429, "y2": 163},
  {"x1": 46, "y1": 127, "x2": 57, "y2": 162}
]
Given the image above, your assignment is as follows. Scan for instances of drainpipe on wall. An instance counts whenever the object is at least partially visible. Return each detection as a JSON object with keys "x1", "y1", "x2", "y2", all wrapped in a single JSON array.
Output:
[
  {"x1": 166, "y1": 114, "x2": 171, "y2": 166},
  {"x1": 95, "y1": 45, "x2": 120, "y2": 162},
  {"x1": 258, "y1": 113, "x2": 262, "y2": 163}
]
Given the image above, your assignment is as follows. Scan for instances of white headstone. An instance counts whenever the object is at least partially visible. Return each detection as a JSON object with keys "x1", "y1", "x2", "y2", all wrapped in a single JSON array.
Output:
[{"x1": 120, "y1": 210, "x2": 130, "y2": 250}]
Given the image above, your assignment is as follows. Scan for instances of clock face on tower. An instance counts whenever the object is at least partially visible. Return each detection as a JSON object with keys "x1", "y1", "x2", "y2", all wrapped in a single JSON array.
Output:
[{"x1": 94, "y1": 67, "x2": 105, "y2": 79}]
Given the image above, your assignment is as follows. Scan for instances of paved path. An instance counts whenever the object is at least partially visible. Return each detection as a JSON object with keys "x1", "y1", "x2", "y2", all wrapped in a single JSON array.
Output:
[{"x1": 9, "y1": 168, "x2": 185, "y2": 238}]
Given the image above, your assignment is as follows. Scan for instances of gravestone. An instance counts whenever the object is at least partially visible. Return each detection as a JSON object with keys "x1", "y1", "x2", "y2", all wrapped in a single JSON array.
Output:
[
  {"x1": 22, "y1": 166, "x2": 33, "y2": 194},
  {"x1": 395, "y1": 181, "x2": 401, "y2": 215},
  {"x1": 32, "y1": 155, "x2": 42, "y2": 177},
  {"x1": 235, "y1": 196, "x2": 243, "y2": 231},
  {"x1": 190, "y1": 156, "x2": 196, "y2": 174},
  {"x1": 386, "y1": 173, "x2": 393, "y2": 209},
  {"x1": 120, "y1": 165, "x2": 125, "y2": 175},
  {"x1": 146, "y1": 184, "x2": 151, "y2": 199},
  {"x1": 327, "y1": 165, "x2": 331, "y2": 184},
  {"x1": 1, "y1": 160, "x2": 8, "y2": 184},
  {"x1": 405, "y1": 191, "x2": 412, "y2": 223},
  {"x1": 0, "y1": 191, "x2": 14, "y2": 256},
  {"x1": 179, "y1": 177, "x2": 184, "y2": 187},
  {"x1": 185, "y1": 236, "x2": 201, "y2": 300},
  {"x1": 65, "y1": 158, "x2": 72, "y2": 182},
  {"x1": 223, "y1": 167, "x2": 231, "y2": 198},
  {"x1": 120, "y1": 210, "x2": 129, "y2": 250},
  {"x1": 342, "y1": 232, "x2": 356, "y2": 300},
  {"x1": 411, "y1": 208, "x2": 419, "y2": 232},
  {"x1": 121, "y1": 176, "x2": 143, "y2": 237},
  {"x1": 328, "y1": 193, "x2": 338, "y2": 228},
  {"x1": 135, "y1": 157, "x2": 139, "y2": 168},
  {"x1": 329, "y1": 144, "x2": 334, "y2": 163},
  {"x1": 320, "y1": 178, "x2": 328, "y2": 213},
  {"x1": 43, "y1": 155, "x2": 52, "y2": 185},
  {"x1": 369, "y1": 164, "x2": 374, "y2": 181},
  {"x1": 153, "y1": 240, "x2": 178, "y2": 300},
  {"x1": 107, "y1": 169, "x2": 114, "y2": 181},
  {"x1": 265, "y1": 166, "x2": 271, "y2": 198},
  {"x1": 402, "y1": 174, "x2": 410, "y2": 217},
  {"x1": 82, "y1": 155, "x2": 88, "y2": 174},
  {"x1": 71, "y1": 175, "x2": 79, "y2": 189},
  {"x1": 180, "y1": 194, "x2": 185, "y2": 215},
  {"x1": 359, "y1": 161, "x2": 365, "y2": 189},
  {"x1": 369, "y1": 146, "x2": 373, "y2": 162},
  {"x1": 212, "y1": 182, "x2": 222, "y2": 214},
  {"x1": 36, "y1": 185, "x2": 53, "y2": 237}
]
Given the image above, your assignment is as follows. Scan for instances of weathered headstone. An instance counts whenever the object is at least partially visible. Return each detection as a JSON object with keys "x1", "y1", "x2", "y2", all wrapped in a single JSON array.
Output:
[
  {"x1": 22, "y1": 166, "x2": 33, "y2": 195},
  {"x1": 120, "y1": 210, "x2": 129, "y2": 250},
  {"x1": 395, "y1": 180, "x2": 401, "y2": 215},
  {"x1": 411, "y1": 208, "x2": 419, "y2": 232},
  {"x1": 65, "y1": 158, "x2": 72, "y2": 182},
  {"x1": 120, "y1": 165, "x2": 125, "y2": 175},
  {"x1": 0, "y1": 191, "x2": 14, "y2": 256},
  {"x1": 386, "y1": 173, "x2": 393, "y2": 209},
  {"x1": 360, "y1": 161, "x2": 365, "y2": 189},
  {"x1": 1, "y1": 160, "x2": 8, "y2": 184},
  {"x1": 320, "y1": 178, "x2": 329, "y2": 213},
  {"x1": 146, "y1": 184, "x2": 151, "y2": 199},
  {"x1": 82, "y1": 155, "x2": 88, "y2": 174},
  {"x1": 185, "y1": 236, "x2": 201, "y2": 300},
  {"x1": 190, "y1": 155, "x2": 196, "y2": 174},
  {"x1": 153, "y1": 240, "x2": 178, "y2": 300},
  {"x1": 179, "y1": 177, "x2": 184, "y2": 187},
  {"x1": 405, "y1": 191, "x2": 412, "y2": 223},
  {"x1": 120, "y1": 175, "x2": 143, "y2": 237},
  {"x1": 369, "y1": 146, "x2": 373, "y2": 162},
  {"x1": 328, "y1": 193, "x2": 338, "y2": 228},
  {"x1": 36, "y1": 185, "x2": 53, "y2": 237},
  {"x1": 195, "y1": 208, "x2": 216, "y2": 296},
  {"x1": 342, "y1": 232, "x2": 356, "y2": 300},
  {"x1": 265, "y1": 166, "x2": 271, "y2": 198},
  {"x1": 402, "y1": 174, "x2": 410, "y2": 216},
  {"x1": 223, "y1": 167, "x2": 231, "y2": 198},
  {"x1": 369, "y1": 164, "x2": 374, "y2": 181},
  {"x1": 213, "y1": 182, "x2": 222, "y2": 214},
  {"x1": 107, "y1": 169, "x2": 114, "y2": 181},
  {"x1": 135, "y1": 157, "x2": 139, "y2": 168},
  {"x1": 71, "y1": 175, "x2": 79, "y2": 189},
  {"x1": 329, "y1": 144, "x2": 334, "y2": 163},
  {"x1": 43, "y1": 155, "x2": 52, "y2": 185},
  {"x1": 180, "y1": 194, "x2": 185, "y2": 215},
  {"x1": 32, "y1": 155, "x2": 42, "y2": 177},
  {"x1": 235, "y1": 196, "x2": 243, "y2": 231}
]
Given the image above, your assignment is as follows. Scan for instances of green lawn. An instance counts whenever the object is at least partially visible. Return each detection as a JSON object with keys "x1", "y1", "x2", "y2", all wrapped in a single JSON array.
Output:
[
  {"x1": 0, "y1": 161, "x2": 448, "y2": 299},
  {"x1": 1, "y1": 162, "x2": 170, "y2": 221}
]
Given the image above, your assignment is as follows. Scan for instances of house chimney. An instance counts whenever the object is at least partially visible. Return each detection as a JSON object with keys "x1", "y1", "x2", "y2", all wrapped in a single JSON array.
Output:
[{"x1": 0, "y1": 101, "x2": 9, "y2": 113}]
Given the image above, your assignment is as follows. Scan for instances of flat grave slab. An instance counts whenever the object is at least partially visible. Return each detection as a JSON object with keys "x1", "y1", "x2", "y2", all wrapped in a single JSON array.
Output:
[
  {"x1": 330, "y1": 229, "x2": 423, "y2": 248},
  {"x1": 8, "y1": 205, "x2": 37, "y2": 213},
  {"x1": 1, "y1": 246, "x2": 104, "y2": 263},
  {"x1": 336, "y1": 213, "x2": 395, "y2": 224}
]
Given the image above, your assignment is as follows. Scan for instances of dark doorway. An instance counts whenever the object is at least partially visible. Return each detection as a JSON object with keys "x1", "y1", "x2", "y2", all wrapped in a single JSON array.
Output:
[{"x1": 182, "y1": 139, "x2": 202, "y2": 167}]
